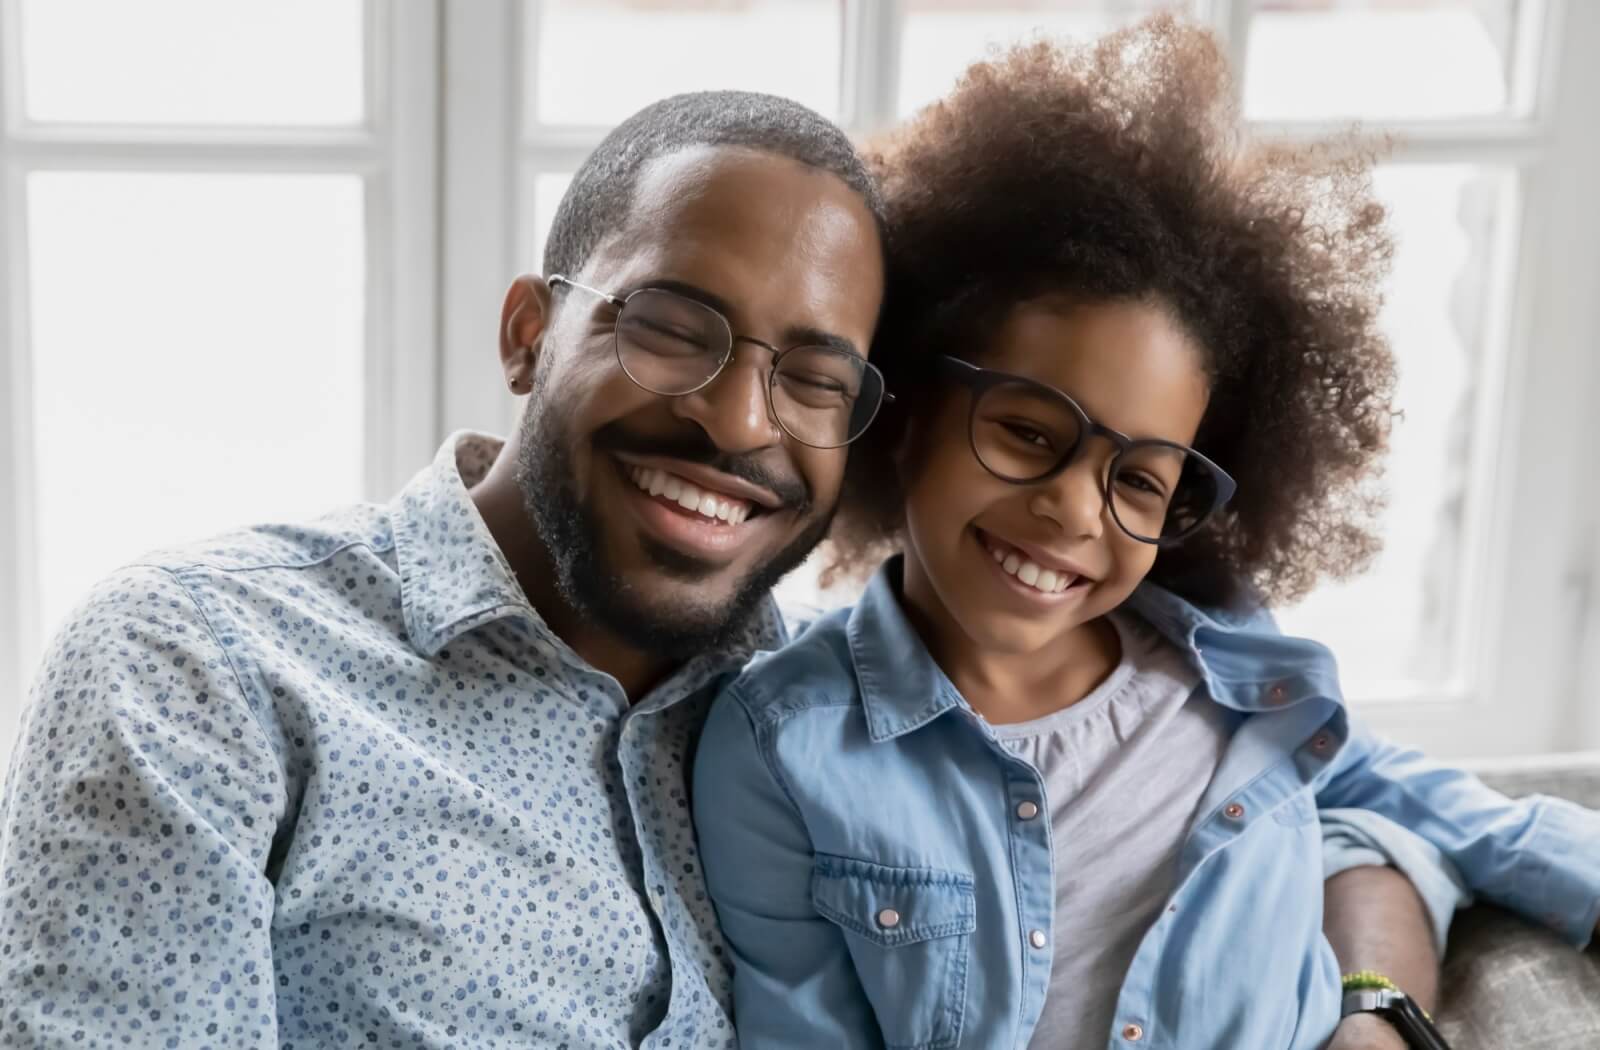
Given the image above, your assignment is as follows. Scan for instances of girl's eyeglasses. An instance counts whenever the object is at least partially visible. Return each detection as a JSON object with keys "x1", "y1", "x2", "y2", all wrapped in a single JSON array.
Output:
[
  {"x1": 936, "y1": 356, "x2": 1236, "y2": 546},
  {"x1": 550, "y1": 275, "x2": 891, "y2": 450}
]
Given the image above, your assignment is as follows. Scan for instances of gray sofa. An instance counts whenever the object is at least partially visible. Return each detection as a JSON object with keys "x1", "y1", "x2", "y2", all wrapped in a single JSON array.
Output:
[{"x1": 1438, "y1": 753, "x2": 1600, "y2": 1046}]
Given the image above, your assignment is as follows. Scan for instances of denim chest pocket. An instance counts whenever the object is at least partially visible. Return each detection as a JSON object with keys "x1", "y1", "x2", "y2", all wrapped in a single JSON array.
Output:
[{"x1": 811, "y1": 854, "x2": 976, "y2": 1050}]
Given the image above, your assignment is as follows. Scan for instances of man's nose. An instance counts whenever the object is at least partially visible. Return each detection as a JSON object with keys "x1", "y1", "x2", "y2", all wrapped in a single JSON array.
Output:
[{"x1": 668, "y1": 345, "x2": 782, "y2": 454}]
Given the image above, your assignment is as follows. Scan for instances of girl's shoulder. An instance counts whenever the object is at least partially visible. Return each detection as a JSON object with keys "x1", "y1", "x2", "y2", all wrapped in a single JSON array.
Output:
[{"x1": 721, "y1": 603, "x2": 866, "y2": 724}]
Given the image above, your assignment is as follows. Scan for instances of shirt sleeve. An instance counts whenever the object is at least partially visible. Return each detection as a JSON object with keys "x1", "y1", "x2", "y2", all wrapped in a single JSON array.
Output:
[
  {"x1": 692, "y1": 688, "x2": 884, "y2": 1049},
  {"x1": 1320, "y1": 807, "x2": 1473, "y2": 955},
  {"x1": 1315, "y1": 715, "x2": 1600, "y2": 949},
  {"x1": 0, "y1": 565, "x2": 289, "y2": 1046}
]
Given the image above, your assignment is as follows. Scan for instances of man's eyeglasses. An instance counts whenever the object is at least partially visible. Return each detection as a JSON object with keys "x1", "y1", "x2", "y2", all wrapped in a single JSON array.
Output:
[
  {"x1": 937, "y1": 356, "x2": 1236, "y2": 545},
  {"x1": 549, "y1": 275, "x2": 891, "y2": 449}
]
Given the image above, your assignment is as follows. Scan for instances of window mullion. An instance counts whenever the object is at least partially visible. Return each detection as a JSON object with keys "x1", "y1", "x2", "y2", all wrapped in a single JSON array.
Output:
[
  {"x1": 842, "y1": 0, "x2": 902, "y2": 135},
  {"x1": 440, "y1": 0, "x2": 520, "y2": 437},
  {"x1": 0, "y1": 0, "x2": 39, "y2": 715}
]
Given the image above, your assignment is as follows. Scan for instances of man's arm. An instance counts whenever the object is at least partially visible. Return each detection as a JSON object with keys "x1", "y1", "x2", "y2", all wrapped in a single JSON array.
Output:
[
  {"x1": 1315, "y1": 718, "x2": 1600, "y2": 948},
  {"x1": 1322, "y1": 865, "x2": 1440, "y2": 1050},
  {"x1": 0, "y1": 566, "x2": 287, "y2": 1046}
]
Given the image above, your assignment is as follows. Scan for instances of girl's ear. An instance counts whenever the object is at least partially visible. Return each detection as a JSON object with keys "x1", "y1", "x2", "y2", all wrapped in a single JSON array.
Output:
[{"x1": 889, "y1": 409, "x2": 925, "y2": 488}]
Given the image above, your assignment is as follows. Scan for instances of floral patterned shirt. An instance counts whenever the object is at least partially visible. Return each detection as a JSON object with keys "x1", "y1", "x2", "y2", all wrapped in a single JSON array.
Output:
[{"x1": 0, "y1": 432, "x2": 783, "y2": 1049}]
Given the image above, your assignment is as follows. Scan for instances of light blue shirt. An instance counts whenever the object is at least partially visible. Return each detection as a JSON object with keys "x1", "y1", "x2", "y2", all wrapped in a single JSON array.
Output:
[
  {"x1": 694, "y1": 559, "x2": 1600, "y2": 1050},
  {"x1": 0, "y1": 433, "x2": 781, "y2": 1049}
]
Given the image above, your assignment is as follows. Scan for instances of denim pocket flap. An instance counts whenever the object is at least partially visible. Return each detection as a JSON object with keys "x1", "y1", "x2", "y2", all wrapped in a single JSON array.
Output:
[{"x1": 812, "y1": 854, "x2": 977, "y2": 947}]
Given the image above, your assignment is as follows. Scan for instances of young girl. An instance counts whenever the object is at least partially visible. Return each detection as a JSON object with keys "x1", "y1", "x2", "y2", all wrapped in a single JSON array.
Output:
[{"x1": 694, "y1": 18, "x2": 1600, "y2": 1049}]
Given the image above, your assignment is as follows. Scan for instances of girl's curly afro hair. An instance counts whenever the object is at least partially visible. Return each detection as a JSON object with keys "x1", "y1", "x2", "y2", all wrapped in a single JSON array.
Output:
[{"x1": 831, "y1": 14, "x2": 1398, "y2": 610}]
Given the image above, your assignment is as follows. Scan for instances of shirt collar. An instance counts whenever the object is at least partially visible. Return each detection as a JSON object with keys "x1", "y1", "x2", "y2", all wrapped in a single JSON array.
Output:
[
  {"x1": 843, "y1": 555, "x2": 1344, "y2": 741},
  {"x1": 1126, "y1": 583, "x2": 1345, "y2": 711},
  {"x1": 391, "y1": 431, "x2": 788, "y2": 672},
  {"x1": 392, "y1": 432, "x2": 533, "y2": 657},
  {"x1": 847, "y1": 558, "x2": 967, "y2": 742}
]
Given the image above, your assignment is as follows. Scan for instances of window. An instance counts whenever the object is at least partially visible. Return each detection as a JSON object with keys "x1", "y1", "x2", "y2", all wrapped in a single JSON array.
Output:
[
  {"x1": 0, "y1": 0, "x2": 438, "y2": 756},
  {"x1": 3, "y1": 1, "x2": 1594, "y2": 764}
]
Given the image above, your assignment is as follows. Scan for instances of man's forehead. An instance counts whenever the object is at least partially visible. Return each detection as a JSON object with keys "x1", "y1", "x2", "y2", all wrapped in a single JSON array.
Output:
[{"x1": 582, "y1": 144, "x2": 883, "y2": 337}]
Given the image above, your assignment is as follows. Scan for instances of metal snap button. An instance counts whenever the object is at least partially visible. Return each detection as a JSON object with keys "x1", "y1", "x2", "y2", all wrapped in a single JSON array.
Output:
[
  {"x1": 1016, "y1": 800, "x2": 1039, "y2": 820},
  {"x1": 1122, "y1": 1022, "x2": 1144, "y2": 1041},
  {"x1": 1224, "y1": 802, "x2": 1246, "y2": 820},
  {"x1": 876, "y1": 908, "x2": 900, "y2": 929},
  {"x1": 1029, "y1": 929, "x2": 1047, "y2": 950}
]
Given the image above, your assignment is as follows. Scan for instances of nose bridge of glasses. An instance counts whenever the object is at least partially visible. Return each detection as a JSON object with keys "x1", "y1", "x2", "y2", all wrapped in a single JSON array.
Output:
[{"x1": 692, "y1": 339, "x2": 784, "y2": 429}]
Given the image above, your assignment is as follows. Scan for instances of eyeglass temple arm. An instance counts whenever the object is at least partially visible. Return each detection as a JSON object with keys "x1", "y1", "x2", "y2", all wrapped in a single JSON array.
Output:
[{"x1": 548, "y1": 274, "x2": 626, "y2": 308}]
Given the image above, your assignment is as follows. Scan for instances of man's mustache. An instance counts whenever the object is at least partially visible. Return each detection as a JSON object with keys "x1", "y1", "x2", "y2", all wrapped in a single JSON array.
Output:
[{"x1": 591, "y1": 421, "x2": 812, "y2": 512}]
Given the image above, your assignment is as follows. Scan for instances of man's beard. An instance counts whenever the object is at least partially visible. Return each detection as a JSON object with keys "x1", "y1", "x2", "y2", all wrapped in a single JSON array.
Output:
[{"x1": 513, "y1": 384, "x2": 833, "y2": 657}]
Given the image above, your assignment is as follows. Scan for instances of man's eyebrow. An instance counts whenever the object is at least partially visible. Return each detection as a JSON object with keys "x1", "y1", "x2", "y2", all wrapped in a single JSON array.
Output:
[
  {"x1": 628, "y1": 278, "x2": 733, "y2": 316},
  {"x1": 781, "y1": 327, "x2": 861, "y2": 359},
  {"x1": 628, "y1": 278, "x2": 863, "y2": 359}
]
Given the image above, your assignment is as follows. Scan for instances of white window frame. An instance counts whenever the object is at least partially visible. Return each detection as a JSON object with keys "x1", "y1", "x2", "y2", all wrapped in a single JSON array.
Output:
[{"x1": 0, "y1": 1, "x2": 442, "y2": 709}]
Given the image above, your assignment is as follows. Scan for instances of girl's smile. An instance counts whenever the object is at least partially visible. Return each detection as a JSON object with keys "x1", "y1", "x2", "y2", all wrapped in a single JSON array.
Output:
[{"x1": 973, "y1": 526, "x2": 1095, "y2": 600}]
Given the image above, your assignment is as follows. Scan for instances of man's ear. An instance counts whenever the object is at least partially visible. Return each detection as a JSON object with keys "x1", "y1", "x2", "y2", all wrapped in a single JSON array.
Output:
[{"x1": 499, "y1": 274, "x2": 554, "y2": 396}]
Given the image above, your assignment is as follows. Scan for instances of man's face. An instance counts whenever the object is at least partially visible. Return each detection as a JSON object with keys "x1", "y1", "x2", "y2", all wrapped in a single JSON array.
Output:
[{"x1": 513, "y1": 146, "x2": 884, "y2": 654}]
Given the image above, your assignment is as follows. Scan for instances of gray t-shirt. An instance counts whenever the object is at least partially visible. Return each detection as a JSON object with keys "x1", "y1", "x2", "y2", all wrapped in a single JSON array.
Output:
[{"x1": 992, "y1": 611, "x2": 1233, "y2": 1050}]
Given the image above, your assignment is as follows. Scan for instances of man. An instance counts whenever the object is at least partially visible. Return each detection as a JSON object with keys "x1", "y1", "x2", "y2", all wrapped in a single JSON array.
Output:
[{"x1": 0, "y1": 91, "x2": 1446, "y2": 1048}]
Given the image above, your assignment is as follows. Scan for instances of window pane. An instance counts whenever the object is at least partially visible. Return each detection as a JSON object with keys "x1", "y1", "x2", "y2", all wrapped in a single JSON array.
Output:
[
  {"x1": 897, "y1": 0, "x2": 1191, "y2": 119},
  {"x1": 526, "y1": 171, "x2": 576, "y2": 274},
  {"x1": 19, "y1": 0, "x2": 364, "y2": 126},
  {"x1": 26, "y1": 173, "x2": 366, "y2": 644},
  {"x1": 1243, "y1": 0, "x2": 1528, "y2": 121},
  {"x1": 529, "y1": 0, "x2": 842, "y2": 127},
  {"x1": 1277, "y1": 166, "x2": 1512, "y2": 698}
]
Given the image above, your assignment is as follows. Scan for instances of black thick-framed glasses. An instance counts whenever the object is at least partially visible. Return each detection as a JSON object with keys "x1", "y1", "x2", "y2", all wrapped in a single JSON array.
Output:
[
  {"x1": 937, "y1": 355, "x2": 1236, "y2": 545},
  {"x1": 549, "y1": 274, "x2": 891, "y2": 449}
]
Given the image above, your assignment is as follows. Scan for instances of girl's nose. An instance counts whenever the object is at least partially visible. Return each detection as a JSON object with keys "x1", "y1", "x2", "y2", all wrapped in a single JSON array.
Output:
[{"x1": 1028, "y1": 456, "x2": 1108, "y2": 540}]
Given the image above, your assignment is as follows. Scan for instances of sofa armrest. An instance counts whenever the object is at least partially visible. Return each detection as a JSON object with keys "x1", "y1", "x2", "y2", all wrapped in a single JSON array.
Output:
[{"x1": 1436, "y1": 752, "x2": 1600, "y2": 1047}]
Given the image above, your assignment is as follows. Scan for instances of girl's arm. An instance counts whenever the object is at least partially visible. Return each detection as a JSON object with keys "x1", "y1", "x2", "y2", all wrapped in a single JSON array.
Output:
[
  {"x1": 1314, "y1": 717, "x2": 1600, "y2": 949},
  {"x1": 692, "y1": 689, "x2": 885, "y2": 1048}
]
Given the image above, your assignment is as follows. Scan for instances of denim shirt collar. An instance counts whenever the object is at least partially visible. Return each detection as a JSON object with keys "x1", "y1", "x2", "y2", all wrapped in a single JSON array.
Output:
[{"x1": 847, "y1": 556, "x2": 1344, "y2": 742}]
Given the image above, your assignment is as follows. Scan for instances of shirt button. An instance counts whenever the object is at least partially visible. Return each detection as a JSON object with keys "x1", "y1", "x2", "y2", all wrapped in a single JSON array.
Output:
[
  {"x1": 1268, "y1": 682, "x2": 1289, "y2": 703},
  {"x1": 1224, "y1": 802, "x2": 1246, "y2": 820},
  {"x1": 876, "y1": 908, "x2": 901, "y2": 929},
  {"x1": 1029, "y1": 929, "x2": 1048, "y2": 950},
  {"x1": 1122, "y1": 1022, "x2": 1145, "y2": 1041},
  {"x1": 1016, "y1": 800, "x2": 1039, "y2": 820}
]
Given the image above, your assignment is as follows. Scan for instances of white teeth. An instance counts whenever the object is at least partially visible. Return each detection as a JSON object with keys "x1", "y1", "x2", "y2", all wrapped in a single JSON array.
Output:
[
  {"x1": 626, "y1": 465, "x2": 754, "y2": 525},
  {"x1": 983, "y1": 534, "x2": 1082, "y2": 596}
]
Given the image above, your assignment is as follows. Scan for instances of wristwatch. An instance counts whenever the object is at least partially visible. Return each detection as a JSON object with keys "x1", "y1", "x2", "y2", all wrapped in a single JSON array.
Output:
[{"x1": 1340, "y1": 984, "x2": 1453, "y2": 1050}]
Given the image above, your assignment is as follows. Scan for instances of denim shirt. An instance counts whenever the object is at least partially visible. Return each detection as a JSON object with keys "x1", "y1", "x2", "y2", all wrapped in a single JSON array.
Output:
[{"x1": 693, "y1": 560, "x2": 1600, "y2": 1050}]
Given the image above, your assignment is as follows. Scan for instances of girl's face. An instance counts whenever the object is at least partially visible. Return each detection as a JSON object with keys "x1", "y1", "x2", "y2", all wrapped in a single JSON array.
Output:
[{"x1": 899, "y1": 297, "x2": 1210, "y2": 659}]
